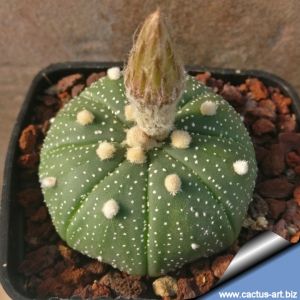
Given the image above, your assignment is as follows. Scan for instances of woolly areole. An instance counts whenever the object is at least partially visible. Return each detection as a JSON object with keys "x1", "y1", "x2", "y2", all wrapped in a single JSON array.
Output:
[
  {"x1": 102, "y1": 199, "x2": 120, "y2": 219},
  {"x1": 164, "y1": 173, "x2": 182, "y2": 196},
  {"x1": 191, "y1": 243, "x2": 200, "y2": 250},
  {"x1": 107, "y1": 67, "x2": 121, "y2": 80},
  {"x1": 40, "y1": 176, "x2": 57, "y2": 188},
  {"x1": 233, "y1": 160, "x2": 249, "y2": 175},
  {"x1": 126, "y1": 126, "x2": 154, "y2": 150},
  {"x1": 76, "y1": 109, "x2": 95, "y2": 125},
  {"x1": 171, "y1": 130, "x2": 192, "y2": 149},
  {"x1": 126, "y1": 147, "x2": 146, "y2": 164},
  {"x1": 96, "y1": 142, "x2": 116, "y2": 160},
  {"x1": 200, "y1": 100, "x2": 218, "y2": 116}
]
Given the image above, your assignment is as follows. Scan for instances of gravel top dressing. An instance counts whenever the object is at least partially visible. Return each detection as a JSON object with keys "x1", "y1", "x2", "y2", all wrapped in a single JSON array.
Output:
[{"x1": 15, "y1": 69, "x2": 300, "y2": 299}]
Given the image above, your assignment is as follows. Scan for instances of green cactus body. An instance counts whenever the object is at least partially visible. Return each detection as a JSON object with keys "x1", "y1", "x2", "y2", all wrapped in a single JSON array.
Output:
[{"x1": 39, "y1": 73, "x2": 257, "y2": 276}]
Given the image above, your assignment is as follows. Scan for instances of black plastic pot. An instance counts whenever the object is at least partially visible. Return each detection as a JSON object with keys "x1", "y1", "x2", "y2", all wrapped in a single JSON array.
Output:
[{"x1": 1, "y1": 62, "x2": 299, "y2": 300}]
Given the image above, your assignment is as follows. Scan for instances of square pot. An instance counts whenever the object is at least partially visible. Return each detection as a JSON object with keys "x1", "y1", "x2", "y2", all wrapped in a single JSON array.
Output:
[{"x1": 1, "y1": 62, "x2": 299, "y2": 300}]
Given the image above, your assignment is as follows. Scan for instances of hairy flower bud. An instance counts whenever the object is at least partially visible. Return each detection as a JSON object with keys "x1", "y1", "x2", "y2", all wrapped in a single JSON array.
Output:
[{"x1": 124, "y1": 9, "x2": 185, "y2": 138}]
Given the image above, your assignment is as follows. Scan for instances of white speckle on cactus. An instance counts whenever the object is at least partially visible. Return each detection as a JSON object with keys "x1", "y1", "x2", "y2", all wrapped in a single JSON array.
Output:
[
  {"x1": 126, "y1": 147, "x2": 146, "y2": 164},
  {"x1": 170, "y1": 130, "x2": 191, "y2": 149},
  {"x1": 96, "y1": 142, "x2": 116, "y2": 160},
  {"x1": 102, "y1": 199, "x2": 119, "y2": 219},
  {"x1": 200, "y1": 100, "x2": 217, "y2": 116},
  {"x1": 49, "y1": 117, "x2": 55, "y2": 123},
  {"x1": 124, "y1": 104, "x2": 135, "y2": 122},
  {"x1": 97, "y1": 256, "x2": 103, "y2": 262},
  {"x1": 233, "y1": 160, "x2": 249, "y2": 175},
  {"x1": 164, "y1": 174, "x2": 181, "y2": 196},
  {"x1": 126, "y1": 126, "x2": 151, "y2": 149},
  {"x1": 107, "y1": 67, "x2": 121, "y2": 80},
  {"x1": 191, "y1": 243, "x2": 200, "y2": 250},
  {"x1": 76, "y1": 109, "x2": 95, "y2": 125},
  {"x1": 41, "y1": 177, "x2": 57, "y2": 188}
]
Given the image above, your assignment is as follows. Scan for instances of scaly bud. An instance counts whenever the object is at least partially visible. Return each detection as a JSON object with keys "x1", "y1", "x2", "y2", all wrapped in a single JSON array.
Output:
[{"x1": 124, "y1": 9, "x2": 185, "y2": 138}]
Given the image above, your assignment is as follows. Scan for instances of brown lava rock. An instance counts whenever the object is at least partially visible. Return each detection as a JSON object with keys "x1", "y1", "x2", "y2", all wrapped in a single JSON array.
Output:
[
  {"x1": 73, "y1": 282, "x2": 111, "y2": 299},
  {"x1": 18, "y1": 152, "x2": 39, "y2": 169},
  {"x1": 31, "y1": 206, "x2": 48, "y2": 222},
  {"x1": 84, "y1": 260, "x2": 107, "y2": 275},
  {"x1": 221, "y1": 83, "x2": 245, "y2": 106},
  {"x1": 17, "y1": 188, "x2": 42, "y2": 208},
  {"x1": 254, "y1": 145, "x2": 268, "y2": 163},
  {"x1": 211, "y1": 255, "x2": 234, "y2": 279},
  {"x1": 71, "y1": 83, "x2": 85, "y2": 97},
  {"x1": 290, "y1": 231, "x2": 300, "y2": 244},
  {"x1": 252, "y1": 118, "x2": 275, "y2": 135},
  {"x1": 279, "y1": 132, "x2": 300, "y2": 153},
  {"x1": 91, "y1": 281, "x2": 112, "y2": 298},
  {"x1": 176, "y1": 278, "x2": 198, "y2": 300},
  {"x1": 60, "y1": 266, "x2": 90, "y2": 286},
  {"x1": 19, "y1": 125, "x2": 38, "y2": 153},
  {"x1": 195, "y1": 72, "x2": 211, "y2": 85},
  {"x1": 58, "y1": 91, "x2": 72, "y2": 106},
  {"x1": 248, "y1": 194, "x2": 269, "y2": 219},
  {"x1": 58, "y1": 244, "x2": 75, "y2": 264},
  {"x1": 100, "y1": 271, "x2": 145, "y2": 298},
  {"x1": 257, "y1": 178, "x2": 294, "y2": 199},
  {"x1": 19, "y1": 245, "x2": 59, "y2": 276},
  {"x1": 36, "y1": 277, "x2": 74, "y2": 299},
  {"x1": 261, "y1": 144, "x2": 285, "y2": 176},
  {"x1": 246, "y1": 78, "x2": 268, "y2": 101},
  {"x1": 266, "y1": 199, "x2": 286, "y2": 219},
  {"x1": 293, "y1": 186, "x2": 300, "y2": 206},
  {"x1": 86, "y1": 71, "x2": 106, "y2": 86},
  {"x1": 193, "y1": 267, "x2": 215, "y2": 294},
  {"x1": 286, "y1": 151, "x2": 300, "y2": 168},
  {"x1": 272, "y1": 219, "x2": 288, "y2": 239},
  {"x1": 278, "y1": 114, "x2": 297, "y2": 132},
  {"x1": 272, "y1": 92, "x2": 292, "y2": 114},
  {"x1": 284, "y1": 200, "x2": 300, "y2": 228},
  {"x1": 57, "y1": 73, "x2": 83, "y2": 92},
  {"x1": 258, "y1": 99, "x2": 276, "y2": 118}
]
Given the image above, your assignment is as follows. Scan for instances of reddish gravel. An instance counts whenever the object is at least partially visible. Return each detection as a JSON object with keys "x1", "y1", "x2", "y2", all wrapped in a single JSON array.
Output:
[{"x1": 14, "y1": 70, "x2": 300, "y2": 299}]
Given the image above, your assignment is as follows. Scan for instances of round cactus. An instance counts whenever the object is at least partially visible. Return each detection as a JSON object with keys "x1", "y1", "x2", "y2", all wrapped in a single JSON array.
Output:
[{"x1": 39, "y1": 10, "x2": 257, "y2": 277}]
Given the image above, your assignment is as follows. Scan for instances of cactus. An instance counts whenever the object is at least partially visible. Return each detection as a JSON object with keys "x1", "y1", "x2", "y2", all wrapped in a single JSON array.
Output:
[{"x1": 39, "y1": 10, "x2": 257, "y2": 277}]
